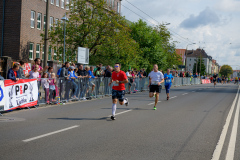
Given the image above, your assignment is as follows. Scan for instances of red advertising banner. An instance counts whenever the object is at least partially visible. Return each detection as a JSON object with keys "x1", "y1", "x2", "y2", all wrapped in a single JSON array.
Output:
[
  {"x1": 4, "y1": 79, "x2": 38, "y2": 111},
  {"x1": 201, "y1": 79, "x2": 211, "y2": 84}
]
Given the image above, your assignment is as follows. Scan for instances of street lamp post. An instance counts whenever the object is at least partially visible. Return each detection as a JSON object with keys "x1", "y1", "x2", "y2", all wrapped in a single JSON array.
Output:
[
  {"x1": 43, "y1": 0, "x2": 49, "y2": 69},
  {"x1": 61, "y1": 13, "x2": 69, "y2": 63}
]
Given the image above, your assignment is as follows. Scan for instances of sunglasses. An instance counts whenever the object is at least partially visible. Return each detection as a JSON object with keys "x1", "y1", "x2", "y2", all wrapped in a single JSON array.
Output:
[{"x1": 114, "y1": 66, "x2": 119, "y2": 68}]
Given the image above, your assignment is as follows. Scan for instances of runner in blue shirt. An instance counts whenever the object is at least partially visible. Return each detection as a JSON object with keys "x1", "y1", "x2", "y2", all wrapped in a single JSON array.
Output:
[{"x1": 164, "y1": 69, "x2": 174, "y2": 100}]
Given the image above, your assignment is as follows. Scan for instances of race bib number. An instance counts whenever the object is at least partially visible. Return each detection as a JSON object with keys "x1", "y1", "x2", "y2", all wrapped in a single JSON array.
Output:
[
  {"x1": 166, "y1": 79, "x2": 170, "y2": 83},
  {"x1": 113, "y1": 81, "x2": 119, "y2": 86},
  {"x1": 151, "y1": 81, "x2": 158, "y2": 85}
]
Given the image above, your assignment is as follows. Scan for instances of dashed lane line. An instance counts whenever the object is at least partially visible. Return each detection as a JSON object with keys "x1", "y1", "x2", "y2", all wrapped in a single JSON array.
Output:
[
  {"x1": 169, "y1": 96, "x2": 177, "y2": 99},
  {"x1": 23, "y1": 125, "x2": 80, "y2": 142}
]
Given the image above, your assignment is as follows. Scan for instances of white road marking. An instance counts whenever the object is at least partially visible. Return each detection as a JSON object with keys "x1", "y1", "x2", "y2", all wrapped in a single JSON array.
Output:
[
  {"x1": 169, "y1": 96, "x2": 177, "y2": 99},
  {"x1": 115, "y1": 110, "x2": 132, "y2": 116},
  {"x1": 148, "y1": 101, "x2": 161, "y2": 105},
  {"x1": 225, "y1": 94, "x2": 240, "y2": 160},
  {"x1": 211, "y1": 86, "x2": 239, "y2": 160},
  {"x1": 182, "y1": 93, "x2": 188, "y2": 95},
  {"x1": 23, "y1": 125, "x2": 80, "y2": 142},
  {"x1": 148, "y1": 102, "x2": 155, "y2": 105},
  {"x1": 109, "y1": 110, "x2": 132, "y2": 117}
]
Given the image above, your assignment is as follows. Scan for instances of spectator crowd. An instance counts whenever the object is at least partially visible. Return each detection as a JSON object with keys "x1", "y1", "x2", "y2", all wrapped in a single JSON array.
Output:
[{"x1": 5, "y1": 58, "x2": 149, "y2": 104}]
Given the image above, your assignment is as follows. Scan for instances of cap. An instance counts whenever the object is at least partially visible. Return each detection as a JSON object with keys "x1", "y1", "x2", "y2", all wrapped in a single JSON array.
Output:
[{"x1": 70, "y1": 66, "x2": 75, "y2": 70}]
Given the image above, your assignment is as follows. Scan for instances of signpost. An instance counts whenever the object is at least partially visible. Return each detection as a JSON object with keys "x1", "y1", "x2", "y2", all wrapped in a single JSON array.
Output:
[{"x1": 77, "y1": 47, "x2": 89, "y2": 64}]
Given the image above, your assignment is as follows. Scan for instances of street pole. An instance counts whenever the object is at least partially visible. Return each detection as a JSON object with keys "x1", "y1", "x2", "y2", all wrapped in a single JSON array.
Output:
[
  {"x1": 44, "y1": 0, "x2": 49, "y2": 69},
  {"x1": 199, "y1": 53, "x2": 201, "y2": 78},
  {"x1": 62, "y1": 13, "x2": 68, "y2": 63},
  {"x1": 196, "y1": 57, "x2": 198, "y2": 75}
]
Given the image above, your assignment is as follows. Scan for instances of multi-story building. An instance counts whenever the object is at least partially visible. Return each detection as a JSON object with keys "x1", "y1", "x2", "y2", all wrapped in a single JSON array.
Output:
[
  {"x1": 176, "y1": 49, "x2": 186, "y2": 65},
  {"x1": 0, "y1": 0, "x2": 121, "y2": 63},
  {"x1": 186, "y1": 48, "x2": 213, "y2": 75}
]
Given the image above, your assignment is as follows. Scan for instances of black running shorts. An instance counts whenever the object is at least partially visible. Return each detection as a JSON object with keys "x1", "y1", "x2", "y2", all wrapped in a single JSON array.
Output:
[
  {"x1": 149, "y1": 85, "x2": 162, "y2": 93},
  {"x1": 112, "y1": 89, "x2": 125, "y2": 102}
]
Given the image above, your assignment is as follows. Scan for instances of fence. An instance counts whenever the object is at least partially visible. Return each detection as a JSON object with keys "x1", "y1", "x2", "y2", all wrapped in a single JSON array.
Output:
[
  {"x1": 0, "y1": 77, "x2": 201, "y2": 112},
  {"x1": 36, "y1": 77, "x2": 201, "y2": 104}
]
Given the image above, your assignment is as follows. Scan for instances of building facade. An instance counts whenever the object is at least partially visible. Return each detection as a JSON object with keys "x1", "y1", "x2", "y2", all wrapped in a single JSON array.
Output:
[
  {"x1": 186, "y1": 48, "x2": 213, "y2": 75},
  {"x1": 0, "y1": 0, "x2": 121, "y2": 63}
]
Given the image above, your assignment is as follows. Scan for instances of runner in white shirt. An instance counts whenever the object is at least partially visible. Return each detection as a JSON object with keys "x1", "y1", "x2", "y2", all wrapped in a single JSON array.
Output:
[{"x1": 148, "y1": 64, "x2": 164, "y2": 110}]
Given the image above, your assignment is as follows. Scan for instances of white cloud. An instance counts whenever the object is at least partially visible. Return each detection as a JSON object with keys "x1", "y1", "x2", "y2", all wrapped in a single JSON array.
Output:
[{"x1": 216, "y1": 0, "x2": 240, "y2": 12}]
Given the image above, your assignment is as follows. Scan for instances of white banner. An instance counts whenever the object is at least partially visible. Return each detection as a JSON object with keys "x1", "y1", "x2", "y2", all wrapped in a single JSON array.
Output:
[
  {"x1": 4, "y1": 79, "x2": 38, "y2": 111},
  {"x1": 0, "y1": 80, "x2": 5, "y2": 111}
]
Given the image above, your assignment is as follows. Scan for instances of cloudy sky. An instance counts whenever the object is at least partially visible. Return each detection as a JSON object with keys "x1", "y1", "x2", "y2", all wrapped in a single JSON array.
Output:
[{"x1": 121, "y1": 0, "x2": 240, "y2": 70}]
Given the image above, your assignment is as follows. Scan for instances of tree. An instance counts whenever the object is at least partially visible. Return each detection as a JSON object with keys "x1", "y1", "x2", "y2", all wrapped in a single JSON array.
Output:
[
  {"x1": 193, "y1": 57, "x2": 206, "y2": 75},
  {"x1": 42, "y1": 0, "x2": 139, "y2": 67},
  {"x1": 129, "y1": 20, "x2": 181, "y2": 72},
  {"x1": 219, "y1": 65, "x2": 233, "y2": 77}
]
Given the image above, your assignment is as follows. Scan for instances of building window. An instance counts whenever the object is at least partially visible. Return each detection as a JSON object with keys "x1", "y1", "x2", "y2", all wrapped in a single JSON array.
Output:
[
  {"x1": 112, "y1": 0, "x2": 115, "y2": 8},
  {"x1": 42, "y1": 45, "x2": 45, "y2": 60},
  {"x1": 44, "y1": 15, "x2": 46, "y2": 30},
  {"x1": 37, "y1": 13, "x2": 42, "y2": 30},
  {"x1": 54, "y1": 47, "x2": 57, "y2": 61},
  {"x1": 31, "y1": 11, "x2": 35, "y2": 28},
  {"x1": 55, "y1": 18, "x2": 59, "y2": 27},
  {"x1": 29, "y1": 43, "x2": 34, "y2": 60},
  {"x1": 36, "y1": 44, "x2": 40, "y2": 58},
  {"x1": 50, "y1": 17, "x2": 54, "y2": 30},
  {"x1": 48, "y1": 46, "x2": 52, "y2": 60},
  {"x1": 117, "y1": 2, "x2": 120, "y2": 13},
  {"x1": 51, "y1": 0, "x2": 54, "y2": 4},
  {"x1": 66, "y1": 0, "x2": 69, "y2": 10},
  {"x1": 61, "y1": 0, "x2": 64, "y2": 9},
  {"x1": 56, "y1": 0, "x2": 59, "y2": 6}
]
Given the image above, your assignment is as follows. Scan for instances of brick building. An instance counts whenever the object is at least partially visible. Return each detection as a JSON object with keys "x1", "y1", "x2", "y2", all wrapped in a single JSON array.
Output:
[{"x1": 0, "y1": 0, "x2": 122, "y2": 63}]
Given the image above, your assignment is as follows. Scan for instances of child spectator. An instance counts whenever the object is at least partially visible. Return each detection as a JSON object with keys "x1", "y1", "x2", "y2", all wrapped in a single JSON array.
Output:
[
  {"x1": 49, "y1": 73, "x2": 57, "y2": 103},
  {"x1": 47, "y1": 67, "x2": 54, "y2": 78},
  {"x1": 41, "y1": 73, "x2": 50, "y2": 104},
  {"x1": 29, "y1": 65, "x2": 40, "y2": 79}
]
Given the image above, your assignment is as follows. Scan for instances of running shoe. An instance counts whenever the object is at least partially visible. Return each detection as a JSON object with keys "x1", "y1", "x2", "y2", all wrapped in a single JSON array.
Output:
[
  {"x1": 125, "y1": 98, "x2": 129, "y2": 106},
  {"x1": 167, "y1": 97, "x2": 169, "y2": 100},
  {"x1": 111, "y1": 116, "x2": 116, "y2": 120},
  {"x1": 153, "y1": 106, "x2": 157, "y2": 110}
]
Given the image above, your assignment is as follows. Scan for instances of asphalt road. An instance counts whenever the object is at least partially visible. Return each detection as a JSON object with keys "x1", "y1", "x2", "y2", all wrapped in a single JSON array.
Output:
[{"x1": 0, "y1": 83, "x2": 240, "y2": 160}]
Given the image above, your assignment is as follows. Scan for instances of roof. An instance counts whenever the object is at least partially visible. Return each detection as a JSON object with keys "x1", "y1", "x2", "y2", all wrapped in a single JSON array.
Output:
[{"x1": 186, "y1": 48, "x2": 211, "y2": 59}]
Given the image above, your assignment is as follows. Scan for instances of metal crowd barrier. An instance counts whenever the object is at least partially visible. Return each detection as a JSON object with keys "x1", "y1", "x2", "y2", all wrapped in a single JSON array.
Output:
[{"x1": 36, "y1": 77, "x2": 201, "y2": 104}]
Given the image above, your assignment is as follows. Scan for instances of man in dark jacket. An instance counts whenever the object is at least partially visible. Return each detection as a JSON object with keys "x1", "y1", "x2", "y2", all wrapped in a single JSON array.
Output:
[{"x1": 7, "y1": 63, "x2": 20, "y2": 81}]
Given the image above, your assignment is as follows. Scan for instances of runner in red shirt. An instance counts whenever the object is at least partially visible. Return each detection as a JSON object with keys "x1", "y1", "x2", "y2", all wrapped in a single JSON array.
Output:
[{"x1": 108, "y1": 63, "x2": 129, "y2": 120}]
